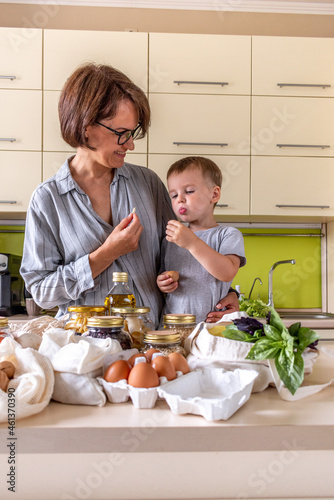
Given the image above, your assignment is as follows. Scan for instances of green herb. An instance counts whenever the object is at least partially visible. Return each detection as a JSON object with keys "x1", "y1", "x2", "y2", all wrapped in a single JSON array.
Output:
[
  {"x1": 239, "y1": 297, "x2": 270, "y2": 318},
  {"x1": 223, "y1": 307, "x2": 319, "y2": 395}
]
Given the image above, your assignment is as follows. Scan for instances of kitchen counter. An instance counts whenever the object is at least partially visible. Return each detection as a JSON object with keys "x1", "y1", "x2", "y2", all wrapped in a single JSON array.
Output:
[{"x1": 1, "y1": 341, "x2": 334, "y2": 500}]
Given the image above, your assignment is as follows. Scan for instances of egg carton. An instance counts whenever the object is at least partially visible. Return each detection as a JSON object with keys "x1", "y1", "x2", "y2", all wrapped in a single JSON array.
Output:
[{"x1": 157, "y1": 367, "x2": 258, "y2": 421}]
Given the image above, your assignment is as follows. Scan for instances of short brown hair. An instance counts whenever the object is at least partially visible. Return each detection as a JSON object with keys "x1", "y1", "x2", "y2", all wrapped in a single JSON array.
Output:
[
  {"x1": 167, "y1": 156, "x2": 222, "y2": 187},
  {"x1": 58, "y1": 63, "x2": 150, "y2": 150}
]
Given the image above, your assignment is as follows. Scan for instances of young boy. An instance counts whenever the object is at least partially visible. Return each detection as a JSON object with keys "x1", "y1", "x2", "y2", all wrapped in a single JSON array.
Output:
[{"x1": 157, "y1": 156, "x2": 246, "y2": 322}]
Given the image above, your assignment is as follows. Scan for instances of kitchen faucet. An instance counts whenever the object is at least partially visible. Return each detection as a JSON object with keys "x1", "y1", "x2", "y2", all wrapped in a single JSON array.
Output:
[
  {"x1": 267, "y1": 259, "x2": 296, "y2": 308},
  {"x1": 249, "y1": 277, "x2": 263, "y2": 299}
]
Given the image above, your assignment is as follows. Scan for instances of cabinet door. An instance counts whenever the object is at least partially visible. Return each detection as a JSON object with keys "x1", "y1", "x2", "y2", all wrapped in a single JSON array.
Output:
[
  {"x1": 43, "y1": 91, "x2": 148, "y2": 154},
  {"x1": 149, "y1": 94, "x2": 250, "y2": 155},
  {"x1": 251, "y1": 97, "x2": 334, "y2": 157},
  {"x1": 148, "y1": 154, "x2": 250, "y2": 216},
  {"x1": 0, "y1": 90, "x2": 42, "y2": 151},
  {"x1": 252, "y1": 36, "x2": 334, "y2": 97},
  {"x1": 149, "y1": 33, "x2": 251, "y2": 95},
  {"x1": 0, "y1": 152, "x2": 41, "y2": 212},
  {"x1": 251, "y1": 156, "x2": 334, "y2": 217},
  {"x1": 0, "y1": 28, "x2": 42, "y2": 90},
  {"x1": 44, "y1": 30, "x2": 148, "y2": 91}
]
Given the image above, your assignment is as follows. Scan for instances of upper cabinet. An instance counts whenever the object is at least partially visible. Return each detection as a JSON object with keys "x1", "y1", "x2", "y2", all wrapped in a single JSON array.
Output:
[
  {"x1": 0, "y1": 28, "x2": 42, "y2": 90},
  {"x1": 43, "y1": 30, "x2": 148, "y2": 91},
  {"x1": 149, "y1": 33, "x2": 251, "y2": 95},
  {"x1": 252, "y1": 36, "x2": 334, "y2": 97}
]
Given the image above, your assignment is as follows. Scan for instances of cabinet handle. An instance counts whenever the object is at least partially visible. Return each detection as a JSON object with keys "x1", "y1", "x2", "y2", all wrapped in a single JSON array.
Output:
[
  {"x1": 276, "y1": 204, "x2": 330, "y2": 209},
  {"x1": 277, "y1": 83, "x2": 331, "y2": 89},
  {"x1": 0, "y1": 75, "x2": 16, "y2": 80},
  {"x1": 173, "y1": 142, "x2": 228, "y2": 147},
  {"x1": 0, "y1": 138, "x2": 16, "y2": 142},
  {"x1": 0, "y1": 200, "x2": 17, "y2": 204},
  {"x1": 276, "y1": 144, "x2": 330, "y2": 149},
  {"x1": 216, "y1": 204, "x2": 228, "y2": 208},
  {"x1": 174, "y1": 80, "x2": 229, "y2": 87}
]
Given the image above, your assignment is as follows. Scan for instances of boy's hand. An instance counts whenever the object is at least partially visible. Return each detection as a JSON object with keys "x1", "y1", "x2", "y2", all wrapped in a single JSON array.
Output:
[
  {"x1": 165, "y1": 220, "x2": 196, "y2": 249},
  {"x1": 157, "y1": 273, "x2": 179, "y2": 293}
]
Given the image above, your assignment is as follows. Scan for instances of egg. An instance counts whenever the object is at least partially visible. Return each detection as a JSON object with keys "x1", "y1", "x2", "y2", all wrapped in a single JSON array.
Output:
[
  {"x1": 144, "y1": 348, "x2": 161, "y2": 362},
  {"x1": 127, "y1": 353, "x2": 146, "y2": 368},
  {"x1": 104, "y1": 360, "x2": 131, "y2": 383},
  {"x1": 152, "y1": 355, "x2": 176, "y2": 381},
  {"x1": 128, "y1": 362, "x2": 160, "y2": 388},
  {"x1": 167, "y1": 352, "x2": 190, "y2": 374}
]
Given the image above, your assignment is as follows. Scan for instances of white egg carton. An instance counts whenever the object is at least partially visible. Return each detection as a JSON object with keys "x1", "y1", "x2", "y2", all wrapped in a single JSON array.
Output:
[{"x1": 157, "y1": 367, "x2": 258, "y2": 421}]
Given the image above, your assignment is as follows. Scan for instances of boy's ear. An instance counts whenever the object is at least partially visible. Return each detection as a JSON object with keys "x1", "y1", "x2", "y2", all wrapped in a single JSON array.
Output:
[{"x1": 211, "y1": 185, "x2": 221, "y2": 203}]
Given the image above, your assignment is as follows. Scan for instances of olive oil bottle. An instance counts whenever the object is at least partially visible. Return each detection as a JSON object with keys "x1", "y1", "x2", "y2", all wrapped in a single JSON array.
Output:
[{"x1": 104, "y1": 272, "x2": 136, "y2": 313}]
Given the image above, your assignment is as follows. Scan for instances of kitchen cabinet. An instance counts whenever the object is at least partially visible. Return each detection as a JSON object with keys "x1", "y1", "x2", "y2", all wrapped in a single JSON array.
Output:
[
  {"x1": 149, "y1": 33, "x2": 251, "y2": 95},
  {"x1": 252, "y1": 36, "x2": 334, "y2": 97},
  {"x1": 251, "y1": 156, "x2": 334, "y2": 217},
  {"x1": 0, "y1": 151, "x2": 41, "y2": 212},
  {"x1": 148, "y1": 154, "x2": 250, "y2": 216},
  {"x1": 0, "y1": 27, "x2": 42, "y2": 90}
]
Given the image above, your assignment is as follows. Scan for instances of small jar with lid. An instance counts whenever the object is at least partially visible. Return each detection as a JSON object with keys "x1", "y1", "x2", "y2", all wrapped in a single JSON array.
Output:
[
  {"x1": 64, "y1": 305, "x2": 106, "y2": 335},
  {"x1": 0, "y1": 316, "x2": 10, "y2": 342},
  {"x1": 162, "y1": 314, "x2": 196, "y2": 346},
  {"x1": 110, "y1": 306, "x2": 154, "y2": 349},
  {"x1": 87, "y1": 315, "x2": 132, "y2": 350},
  {"x1": 142, "y1": 330, "x2": 186, "y2": 357}
]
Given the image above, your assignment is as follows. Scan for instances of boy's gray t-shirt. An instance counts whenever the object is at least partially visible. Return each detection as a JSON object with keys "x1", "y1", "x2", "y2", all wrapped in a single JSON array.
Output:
[{"x1": 160, "y1": 225, "x2": 246, "y2": 323}]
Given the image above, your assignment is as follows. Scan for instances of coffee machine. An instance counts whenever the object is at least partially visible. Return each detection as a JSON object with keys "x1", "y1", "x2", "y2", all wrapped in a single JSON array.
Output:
[{"x1": 0, "y1": 253, "x2": 25, "y2": 316}]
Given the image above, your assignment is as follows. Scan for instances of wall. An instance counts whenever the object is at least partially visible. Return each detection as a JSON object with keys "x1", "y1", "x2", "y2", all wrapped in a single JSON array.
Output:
[{"x1": 0, "y1": 3, "x2": 333, "y2": 37}]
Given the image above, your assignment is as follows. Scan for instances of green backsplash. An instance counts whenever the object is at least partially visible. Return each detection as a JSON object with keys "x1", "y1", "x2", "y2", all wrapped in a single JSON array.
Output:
[
  {"x1": 0, "y1": 226, "x2": 25, "y2": 257},
  {"x1": 232, "y1": 228, "x2": 322, "y2": 309}
]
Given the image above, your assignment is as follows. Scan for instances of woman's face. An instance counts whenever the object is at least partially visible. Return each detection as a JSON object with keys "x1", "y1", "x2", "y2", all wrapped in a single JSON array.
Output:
[{"x1": 85, "y1": 99, "x2": 139, "y2": 169}]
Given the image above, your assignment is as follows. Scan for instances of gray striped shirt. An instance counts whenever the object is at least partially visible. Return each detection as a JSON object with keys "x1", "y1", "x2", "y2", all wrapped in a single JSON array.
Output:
[{"x1": 20, "y1": 158, "x2": 174, "y2": 326}]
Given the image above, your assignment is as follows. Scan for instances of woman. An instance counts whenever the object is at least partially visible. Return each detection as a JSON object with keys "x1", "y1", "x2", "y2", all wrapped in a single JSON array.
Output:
[{"x1": 20, "y1": 63, "x2": 239, "y2": 325}]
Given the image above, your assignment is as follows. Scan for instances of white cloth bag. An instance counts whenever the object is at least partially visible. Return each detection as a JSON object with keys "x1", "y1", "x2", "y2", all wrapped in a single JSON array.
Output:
[
  {"x1": 39, "y1": 329, "x2": 122, "y2": 406},
  {"x1": 0, "y1": 337, "x2": 54, "y2": 422}
]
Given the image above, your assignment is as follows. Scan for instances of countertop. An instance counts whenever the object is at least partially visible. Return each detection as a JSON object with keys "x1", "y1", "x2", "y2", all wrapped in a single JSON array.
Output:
[{"x1": 1, "y1": 340, "x2": 334, "y2": 500}]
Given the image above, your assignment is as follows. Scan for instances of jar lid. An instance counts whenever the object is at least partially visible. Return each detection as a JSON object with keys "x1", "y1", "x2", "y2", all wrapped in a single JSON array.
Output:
[
  {"x1": 67, "y1": 305, "x2": 106, "y2": 313},
  {"x1": 0, "y1": 316, "x2": 8, "y2": 327},
  {"x1": 163, "y1": 314, "x2": 196, "y2": 324},
  {"x1": 111, "y1": 306, "x2": 150, "y2": 315},
  {"x1": 112, "y1": 272, "x2": 128, "y2": 282},
  {"x1": 143, "y1": 330, "x2": 181, "y2": 344},
  {"x1": 87, "y1": 315, "x2": 124, "y2": 327}
]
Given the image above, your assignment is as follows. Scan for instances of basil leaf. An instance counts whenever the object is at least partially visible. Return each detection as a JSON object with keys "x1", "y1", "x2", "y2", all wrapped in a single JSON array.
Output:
[
  {"x1": 269, "y1": 307, "x2": 285, "y2": 333},
  {"x1": 275, "y1": 351, "x2": 304, "y2": 395},
  {"x1": 263, "y1": 324, "x2": 283, "y2": 341},
  {"x1": 246, "y1": 338, "x2": 283, "y2": 360},
  {"x1": 288, "y1": 322, "x2": 301, "y2": 338},
  {"x1": 223, "y1": 327, "x2": 256, "y2": 343},
  {"x1": 297, "y1": 327, "x2": 319, "y2": 352}
]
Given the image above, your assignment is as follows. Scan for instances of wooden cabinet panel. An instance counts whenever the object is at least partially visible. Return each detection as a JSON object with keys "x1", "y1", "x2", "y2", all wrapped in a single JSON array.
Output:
[
  {"x1": 0, "y1": 90, "x2": 42, "y2": 151},
  {"x1": 0, "y1": 28, "x2": 42, "y2": 90},
  {"x1": 148, "y1": 154, "x2": 250, "y2": 216},
  {"x1": 252, "y1": 36, "x2": 334, "y2": 97},
  {"x1": 251, "y1": 96, "x2": 334, "y2": 157},
  {"x1": 149, "y1": 94, "x2": 250, "y2": 155},
  {"x1": 43, "y1": 30, "x2": 148, "y2": 91},
  {"x1": 251, "y1": 156, "x2": 334, "y2": 216},
  {"x1": 0, "y1": 152, "x2": 41, "y2": 212},
  {"x1": 149, "y1": 33, "x2": 251, "y2": 95}
]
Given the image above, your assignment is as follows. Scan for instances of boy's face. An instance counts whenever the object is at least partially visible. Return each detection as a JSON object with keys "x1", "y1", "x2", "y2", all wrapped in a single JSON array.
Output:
[{"x1": 167, "y1": 166, "x2": 220, "y2": 223}]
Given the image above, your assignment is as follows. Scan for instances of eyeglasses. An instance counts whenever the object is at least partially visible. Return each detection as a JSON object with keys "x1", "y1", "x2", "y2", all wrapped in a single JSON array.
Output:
[{"x1": 96, "y1": 121, "x2": 142, "y2": 145}]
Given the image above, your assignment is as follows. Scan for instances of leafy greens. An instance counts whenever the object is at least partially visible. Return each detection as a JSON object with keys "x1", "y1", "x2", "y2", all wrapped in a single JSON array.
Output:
[{"x1": 239, "y1": 297, "x2": 270, "y2": 318}]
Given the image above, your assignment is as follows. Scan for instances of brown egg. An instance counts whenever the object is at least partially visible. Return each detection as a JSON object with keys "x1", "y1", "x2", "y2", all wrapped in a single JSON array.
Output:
[
  {"x1": 152, "y1": 355, "x2": 176, "y2": 381},
  {"x1": 104, "y1": 360, "x2": 131, "y2": 383},
  {"x1": 127, "y1": 353, "x2": 146, "y2": 368},
  {"x1": 166, "y1": 270, "x2": 179, "y2": 282},
  {"x1": 168, "y1": 352, "x2": 190, "y2": 374},
  {"x1": 128, "y1": 362, "x2": 160, "y2": 388},
  {"x1": 144, "y1": 348, "x2": 161, "y2": 362}
]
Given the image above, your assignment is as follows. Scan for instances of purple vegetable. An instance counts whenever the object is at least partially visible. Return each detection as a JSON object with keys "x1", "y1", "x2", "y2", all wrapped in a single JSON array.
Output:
[{"x1": 232, "y1": 317, "x2": 264, "y2": 336}]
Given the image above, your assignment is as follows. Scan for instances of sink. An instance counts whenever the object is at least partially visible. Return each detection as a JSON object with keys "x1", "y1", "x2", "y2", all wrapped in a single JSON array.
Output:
[{"x1": 278, "y1": 312, "x2": 334, "y2": 320}]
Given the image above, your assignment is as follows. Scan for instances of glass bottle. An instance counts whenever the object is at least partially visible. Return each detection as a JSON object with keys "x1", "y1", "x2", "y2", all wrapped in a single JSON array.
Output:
[
  {"x1": 110, "y1": 306, "x2": 154, "y2": 349},
  {"x1": 87, "y1": 315, "x2": 132, "y2": 350},
  {"x1": 163, "y1": 314, "x2": 196, "y2": 346},
  {"x1": 0, "y1": 316, "x2": 10, "y2": 342},
  {"x1": 64, "y1": 305, "x2": 106, "y2": 335},
  {"x1": 142, "y1": 330, "x2": 186, "y2": 357},
  {"x1": 104, "y1": 272, "x2": 136, "y2": 314}
]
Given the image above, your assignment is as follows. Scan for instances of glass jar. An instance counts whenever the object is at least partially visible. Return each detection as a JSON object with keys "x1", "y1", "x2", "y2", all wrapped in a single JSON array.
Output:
[
  {"x1": 110, "y1": 306, "x2": 154, "y2": 349},
  {"x1": 142, "y1": 330, "x2": 186, "y2": 357},
  {"x1": 0, "y1": 316, "x2": 10, "y2": 342},
  {"x1": 87, "y1": 315, "x2": 132, "y2": 350},
  {"x1": 64, "y1": 305, "x2": 106, "y2": 335},
  {"x1": 104, "y1": 272, "x2": 136, "y2": 314},
  {"x1": 163, "y1": 314, "x2": 196, "y2": 346}
]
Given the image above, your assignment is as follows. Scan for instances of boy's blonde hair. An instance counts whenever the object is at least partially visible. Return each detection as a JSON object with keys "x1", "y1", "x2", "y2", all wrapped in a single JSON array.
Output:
[{"x1": 167, "y1": 156, "x2": 222, "y2": 188}]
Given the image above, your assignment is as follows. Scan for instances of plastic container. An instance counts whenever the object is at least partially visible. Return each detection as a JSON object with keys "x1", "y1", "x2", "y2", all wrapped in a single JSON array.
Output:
[
  {"x1": 163, "y1": 314, "x2": 196, "y2": 345},
  {"x1": 142, "y1": 330, "x2": 186, "y2": 357},
  {"x1": 64, "y1": 305, "x2": 106, "y2": 335},
  {"x1": 104, "y1": 272, "x2": 136, "y2": 314},
  {"x1": 87, "y1": 315, "x2": 132, "y2": 350},
  {"x1": 110, "y1": 306, "x2": 154, "y2": 349}
]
